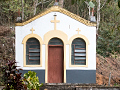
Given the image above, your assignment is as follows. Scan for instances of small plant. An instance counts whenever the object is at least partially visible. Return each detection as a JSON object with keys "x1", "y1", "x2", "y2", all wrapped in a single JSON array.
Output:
[
  {"x1": 114, "y1": 83, "x2": 120, "y2": 87},
  {"x1": 0, "y1": 59, "x2": 26, "y2": 90},
  {"x1": 23, "y1": 71, "x2": 43, "y2": 90}
]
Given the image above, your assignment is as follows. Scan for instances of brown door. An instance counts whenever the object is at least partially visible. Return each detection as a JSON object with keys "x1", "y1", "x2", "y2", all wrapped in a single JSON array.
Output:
[{"x1": 48, "y1": 45, "x2": 64, "y2": 83}]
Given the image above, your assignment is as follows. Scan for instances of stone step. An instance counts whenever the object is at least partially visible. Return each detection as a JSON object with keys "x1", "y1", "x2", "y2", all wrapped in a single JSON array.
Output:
[
  {"x1": 39, "y1": 84, "x2": 120, "y2": 90},
  {"x1": 1, "y1": 84, "x2": 120, "y2": 90}
]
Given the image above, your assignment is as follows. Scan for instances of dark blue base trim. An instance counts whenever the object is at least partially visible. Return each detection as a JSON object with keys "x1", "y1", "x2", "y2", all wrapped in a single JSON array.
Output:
[
  {"x1": 20, "y1": 70, "x2": 45, "y2": 83},
  {"x1": 66, "y1": 70, "x2": 96, "y2": 83},
  {"x1": 20, "y1": 70, "x2": 96, "y2": 84}
]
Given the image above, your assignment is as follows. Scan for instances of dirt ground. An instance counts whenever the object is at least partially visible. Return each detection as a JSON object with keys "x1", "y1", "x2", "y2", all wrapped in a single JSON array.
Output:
[
  {"x1": 96, "y1": 54, "x2": 120, "y2": 86},
  {"x1": 0, "y1": 26, "x2": 15, "y2": 60}
]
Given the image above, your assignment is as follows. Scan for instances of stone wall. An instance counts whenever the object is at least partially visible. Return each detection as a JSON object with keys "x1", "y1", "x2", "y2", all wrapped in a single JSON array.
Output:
[
  {"x1": 1, "y1": 84, "x2": 120, "y2": 90},
  {"x1": 39, "y1": 84, "x2": 120, "y2": 90}
]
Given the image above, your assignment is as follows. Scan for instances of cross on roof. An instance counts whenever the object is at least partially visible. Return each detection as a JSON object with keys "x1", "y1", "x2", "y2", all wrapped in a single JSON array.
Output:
[
  {"x1": 51, "y1": 15, "x2": 60, "y2": 30},
  {"x1": 30, "y1": 28, "x2": 35, "y2": 34},
  {"x1": 76, "y1": 28, "x2": 81, "y2": 34}
]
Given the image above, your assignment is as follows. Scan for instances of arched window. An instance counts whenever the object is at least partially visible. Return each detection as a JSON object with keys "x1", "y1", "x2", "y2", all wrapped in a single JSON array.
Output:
[
  {"x1": 71, "y1": 38, "x2": 86, "y2": 65},
  {"x1": 48, "y1": 38, "x2": 63, "y2": 45},
  {"x1": 26, "y1": 38, "x2": 40, "y2": 65}
]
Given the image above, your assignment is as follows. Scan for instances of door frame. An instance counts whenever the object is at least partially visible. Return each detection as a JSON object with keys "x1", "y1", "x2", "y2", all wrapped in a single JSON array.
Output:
[
  {"x1": 45, "y1": 44, "x2": 66, "y2": 83},
  {"x1": 48, "y1": 45, "x2": 64, "y2": 83}
]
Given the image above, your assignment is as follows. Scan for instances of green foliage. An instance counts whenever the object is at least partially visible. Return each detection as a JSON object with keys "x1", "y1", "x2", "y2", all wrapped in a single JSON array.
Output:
[
  {"x1": 0, "y1": 59, "x2": 25, "y2": 90},
  {"x1": 118, "y1": 0, "x2": 120, "y2": 8},
  {"x1": 0, "y1": 0, "x2": 53, "y2": 26},
  {"x1": 71, "y1": 0, "x2": 86, "y2": 5},
  {"x1": 114, "y1": 83, "x2": 120, "y2": 86},
  {"x1": 107, "y1": 0, "x2": 112, "y2": 3},
  {"x1": 64, "y1": 0, "x2": 90, "y2": 19},
  {"x1": 9, "y1": 0, "x2": 22, "y2": 12},
  {"x1": 97, "y1": 3, "x2": 120, "y2": 57},
  {"x1": 23, "y1": 71, "x2": 43, "y2": 90},
  {"x1": 71, "y1": 0, "x2": 75, "y2": 5},
  {"x1": 107, "y1": 0, "x2": 120, "y2": 8},
  {"x1": 97, "y1": 27, "x2": 120, "y2": 57}
]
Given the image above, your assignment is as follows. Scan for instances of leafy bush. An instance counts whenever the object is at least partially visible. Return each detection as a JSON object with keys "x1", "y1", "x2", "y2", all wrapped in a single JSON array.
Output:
[
  {"x1": 114, "y1": 83, "x2": 120, "y2": 87},
  {"x1": 23, "y1": 71, "x2": 43, "y2": 90},
  {"x1": 0, "y1": 59, "x2": 26, "y2": 90}
]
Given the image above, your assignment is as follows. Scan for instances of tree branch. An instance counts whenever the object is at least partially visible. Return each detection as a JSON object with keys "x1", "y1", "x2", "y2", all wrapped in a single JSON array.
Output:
[
  {"x1": 84, "y1": 1, "x2": 89, "y2": 9},
  {"x1": 37, "y1": 0, "x2": 52, "y2": 6},
  {"x1": 100, "y1": 0, "x2": 107, "y2": 10}
]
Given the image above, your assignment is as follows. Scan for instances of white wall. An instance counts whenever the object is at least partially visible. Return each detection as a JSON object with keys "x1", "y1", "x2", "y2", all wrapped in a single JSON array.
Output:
[{"x1": 15, "y1": 12, "x2": 96, "y2": 70}]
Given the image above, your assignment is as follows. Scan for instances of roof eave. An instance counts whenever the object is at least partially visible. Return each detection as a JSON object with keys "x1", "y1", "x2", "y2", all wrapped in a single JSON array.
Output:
[{"x1": 15, "y1": 6, "x2": 96, "y2": 27}]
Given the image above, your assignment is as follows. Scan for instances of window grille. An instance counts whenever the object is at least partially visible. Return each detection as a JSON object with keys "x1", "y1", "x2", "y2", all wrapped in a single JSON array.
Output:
[
  {"x1": 26, "y1": 38, "x2": 40, "y2": 65},
  {"x1": 48, "y1": 38, "x2": 63, "y2": 45},
  {"x1": 71, "y1": 38, "x2": 86, "y2": 65}
]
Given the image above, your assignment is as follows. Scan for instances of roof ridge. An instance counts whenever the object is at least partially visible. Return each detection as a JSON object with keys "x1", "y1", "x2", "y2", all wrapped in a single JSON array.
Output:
[{"x1": 15, "y1": 6, "x2": 96, "y2": 26}]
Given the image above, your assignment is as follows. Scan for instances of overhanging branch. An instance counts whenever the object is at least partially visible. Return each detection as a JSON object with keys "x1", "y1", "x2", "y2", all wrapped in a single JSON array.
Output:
[
  {"x1": 37, "y1": 0, "x2": 52, "y2": 6},
  {"x1": 100, "y1": 0, "x2": 107, "y2": 10}
]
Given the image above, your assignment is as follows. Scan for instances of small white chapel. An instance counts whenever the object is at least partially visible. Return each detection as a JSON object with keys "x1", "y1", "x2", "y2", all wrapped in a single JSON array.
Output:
[{"x1": 15, "y1": 6, "x2": 96, "y2": 83}]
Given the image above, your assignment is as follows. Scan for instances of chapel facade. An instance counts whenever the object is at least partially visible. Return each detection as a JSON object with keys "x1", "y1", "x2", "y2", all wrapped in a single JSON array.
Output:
[{"x1": 15, "y1": 6, "x2": 96, "y2": 83}]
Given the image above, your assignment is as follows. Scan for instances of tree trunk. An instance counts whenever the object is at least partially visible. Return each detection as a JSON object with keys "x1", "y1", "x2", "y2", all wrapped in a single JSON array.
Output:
[
  {"x1": 42, "y1": 0, "x2": 43, "y2": 11},
  {"x1": 59, "y1": 0, "x2": 64, "y2": 7},
  {"x1": 96, "y1": 0, "x2": 100, "y2": 34},
  {"x1": 77, "y1": 0, "x2": 79, "y2": 15},
  {"x1": 21, "y1": 0, "x2": 24, "y2": 21},
  {"x1": 33, "y1": 0, "x2": 38, "y2": 15}
]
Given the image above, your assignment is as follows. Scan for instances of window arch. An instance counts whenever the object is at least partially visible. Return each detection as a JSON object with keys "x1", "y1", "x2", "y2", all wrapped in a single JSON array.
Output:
[
  {"x1": 22, "y1": 33, "x2": 43, "y2": 67},
  {"x1": 71, "y1": 38, "x2": 86, "y2": 65},
  {"x1": 26, "y1": 38, "x2": 40, "y2": 65},
  {"x1": 69, "y1": 34, "x2": 89, "y2": 67},
  {"x1": 48, "y1": 38, "x2": 63, "y2": 45}
]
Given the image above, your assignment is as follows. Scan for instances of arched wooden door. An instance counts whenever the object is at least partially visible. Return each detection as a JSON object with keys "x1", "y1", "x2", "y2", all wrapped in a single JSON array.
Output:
[{"x1": 48, "y1": 38, "x2": 64, "y2": 83}]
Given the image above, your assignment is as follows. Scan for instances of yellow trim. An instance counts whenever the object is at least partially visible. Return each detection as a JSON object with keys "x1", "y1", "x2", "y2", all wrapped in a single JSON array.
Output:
[
  {"x1": 22, "y1": 33, "x2": 43, "y2": 67},
  {"x1": 69, "y1": 34, "x2": 89, "y2": 67},
  {"x1": 76, "y1": 28, "x2": 81, "y2": 34},
  {"x1": 44, "y1": 30, "x2": 68, "y2": 44},
  {"x1": 45, "y1": 44, "x2": 48, "y2": 83},
  {"x1": 44, "y1": 30, "x2": 68, "y2": 83},
  {"x1": 30, "y1": 28, "x2": 35, "y2": 34},
  {"x1": 15, "y1": 6, "x2": 96, "y2": 26},
  {"x1": 64, "y1": 44, "x2": 66, "y2": 83}
]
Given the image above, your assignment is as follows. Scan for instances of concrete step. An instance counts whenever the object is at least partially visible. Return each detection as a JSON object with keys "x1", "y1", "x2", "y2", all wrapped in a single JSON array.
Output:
[
  {"x1": 1, "y1": 84, "x2": 120, "y2": 90},
  {"x1": 39, "y1": 84, "x2": 120, "y2": 90}
]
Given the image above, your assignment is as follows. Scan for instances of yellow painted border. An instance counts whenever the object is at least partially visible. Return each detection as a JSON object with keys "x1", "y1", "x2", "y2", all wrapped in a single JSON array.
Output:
[
  {"x1": 15, "y1": 6, "x2": 96, "y2": 26},
  {"x1": 69, "y1": 34, "x2": 89, "y2": 67},
  {"x1": 44, "y1": 30, "x2": 68, "y2": 83},
  {"x1": 22, "y1": 33, "x2": 43, "y2": 67}
]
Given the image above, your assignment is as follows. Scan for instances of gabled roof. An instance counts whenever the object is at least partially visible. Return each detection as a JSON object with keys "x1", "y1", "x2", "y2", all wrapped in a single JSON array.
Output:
[{"x1": 15, "y1": 6, "x2": 96, "y2": 26}]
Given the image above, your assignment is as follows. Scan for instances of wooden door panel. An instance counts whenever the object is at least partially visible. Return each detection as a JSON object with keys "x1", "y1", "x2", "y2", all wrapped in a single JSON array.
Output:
[{"x1": 48, "y1": 46, "x2": 63, "y2": 83}]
